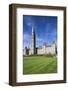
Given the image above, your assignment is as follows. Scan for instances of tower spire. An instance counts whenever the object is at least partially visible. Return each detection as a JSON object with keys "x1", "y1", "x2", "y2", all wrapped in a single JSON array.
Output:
[
  {"x1": 32, "y1": 25, "x2": 35, "y2": 33},
  {"x1": 30, "y1": 25, "x2": 36, "y2": 55}
]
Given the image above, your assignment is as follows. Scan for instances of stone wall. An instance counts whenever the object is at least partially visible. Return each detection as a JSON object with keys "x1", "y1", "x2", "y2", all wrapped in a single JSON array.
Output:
[
  {"x1": 37, "y1": 43, "x2": 56, "y2": 55},
  {"x1": 23, "y1": 43, "x2": 56, "y2": 56}
]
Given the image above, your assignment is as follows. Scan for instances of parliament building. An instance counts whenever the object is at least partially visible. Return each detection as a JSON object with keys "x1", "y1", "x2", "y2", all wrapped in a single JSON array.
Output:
[{"x1": 23, "y1": 26, "x2": 57, "y2": 56}]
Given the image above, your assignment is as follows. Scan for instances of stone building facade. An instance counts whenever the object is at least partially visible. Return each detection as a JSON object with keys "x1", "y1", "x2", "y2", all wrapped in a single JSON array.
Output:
[{"x1": 23, "y1": 26, "x2": 57, "y2": 56}]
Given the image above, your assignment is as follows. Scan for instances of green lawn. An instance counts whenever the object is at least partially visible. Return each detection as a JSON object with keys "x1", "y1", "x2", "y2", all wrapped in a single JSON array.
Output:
[{"x1": 23, "y1": 55, "x2": 57, "y2": 75}]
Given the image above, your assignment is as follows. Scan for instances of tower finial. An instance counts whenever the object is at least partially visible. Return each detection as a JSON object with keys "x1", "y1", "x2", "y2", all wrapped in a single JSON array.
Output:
[{"x1": 32, "y1": 25, "x2": 35, "y2": 34}]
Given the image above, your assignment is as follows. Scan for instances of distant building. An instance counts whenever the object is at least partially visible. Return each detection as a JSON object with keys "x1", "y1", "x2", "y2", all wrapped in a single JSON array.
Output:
[{"x1": 23, "y1": 26, "x2": 57, "y2": 56}]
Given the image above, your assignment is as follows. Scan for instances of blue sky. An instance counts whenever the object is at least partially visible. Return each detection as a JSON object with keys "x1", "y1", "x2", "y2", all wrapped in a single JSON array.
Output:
[{"x1": 23, "y1": 15, "x2": 57, "y2": 48}]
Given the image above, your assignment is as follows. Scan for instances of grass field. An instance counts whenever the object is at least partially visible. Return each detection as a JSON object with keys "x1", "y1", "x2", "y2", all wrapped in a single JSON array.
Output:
[{"x1": 23, "y1": 55, "x2": 57, "y2": 75}]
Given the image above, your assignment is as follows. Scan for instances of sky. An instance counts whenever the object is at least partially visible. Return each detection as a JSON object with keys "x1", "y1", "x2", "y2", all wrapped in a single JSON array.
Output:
[{"x1": 23, "y1": 15, "x2": 57, "y2": 48}]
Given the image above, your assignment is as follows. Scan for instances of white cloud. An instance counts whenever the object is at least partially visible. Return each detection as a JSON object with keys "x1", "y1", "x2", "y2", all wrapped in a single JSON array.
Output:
[
  {"x1": 27, "y1": 22, "x2": 32, "y2": 26},
  {"x1": 36, "y1": 37, "x2": 43, "y2": 47},
  {"x1": 23, "y1": 33, "x2": 31, "y2": 48}
]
